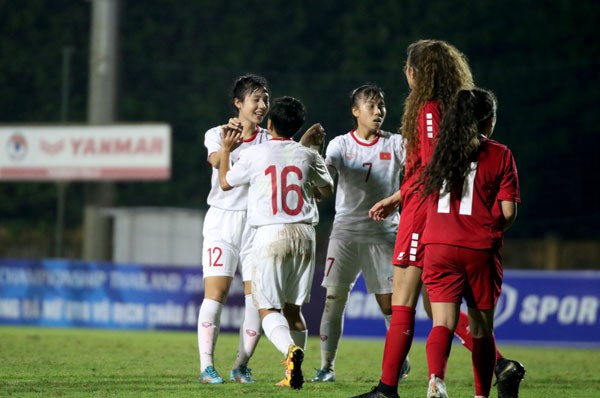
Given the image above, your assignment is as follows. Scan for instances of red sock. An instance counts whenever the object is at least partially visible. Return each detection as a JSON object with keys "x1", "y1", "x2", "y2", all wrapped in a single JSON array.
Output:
[
  {"x1": 454, "y1": 312, "x2": 474, "y2": 351},
  {"x1": 472, "y1": 336, "x2": 496, "y2": 397},
  {"x1": 380, "y1": 305, "x2": 415, "y2": 386},
  {"x1": 455, "y1": 312, "x2": 504, "y2": 361},
  {"x1": 426, "y1": 325, "x2": 453, "y2": 380}
]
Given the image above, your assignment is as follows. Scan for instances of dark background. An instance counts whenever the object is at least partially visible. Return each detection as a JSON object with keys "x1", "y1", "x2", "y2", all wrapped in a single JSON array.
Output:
[{"x1": 1, "y1": 0, "x2": 599, "y2": 257}]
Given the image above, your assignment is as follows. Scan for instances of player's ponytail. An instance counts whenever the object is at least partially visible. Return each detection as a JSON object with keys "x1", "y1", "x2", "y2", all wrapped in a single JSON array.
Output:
[{"x1": 421, "y1": 88, "x2": 496, "y2": 195}]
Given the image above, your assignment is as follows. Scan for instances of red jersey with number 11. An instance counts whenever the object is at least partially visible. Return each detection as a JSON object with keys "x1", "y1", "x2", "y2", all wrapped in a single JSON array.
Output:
[{"x1": 422, "y1": 137, "x2": 520, "y2": 250}]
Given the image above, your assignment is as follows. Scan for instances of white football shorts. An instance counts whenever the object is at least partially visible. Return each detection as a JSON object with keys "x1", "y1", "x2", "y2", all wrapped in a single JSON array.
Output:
[
  {"x1": 321, "y1": 239, "x2": 394, "y2": 294},
  {"x1": 201, "y1": 206, "x2": 255, "y2": 281},
  {"x1": 250, "y1": 223, "x2": 316, "y2": 309}
]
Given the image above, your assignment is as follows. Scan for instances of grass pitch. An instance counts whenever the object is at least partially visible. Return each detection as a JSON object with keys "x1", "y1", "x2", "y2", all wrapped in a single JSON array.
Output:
[{"x1": 1, "y1": 326, "x2": 599, "y2": 397}]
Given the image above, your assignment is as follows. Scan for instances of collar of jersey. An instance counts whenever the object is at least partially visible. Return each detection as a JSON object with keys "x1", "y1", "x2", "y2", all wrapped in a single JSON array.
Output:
[
  {"x1": 243, "y1": 125, "x2": 261, "y2": 142},
  {"x1": 350, "y1": 129, "x2": 381, "y2": 146}
]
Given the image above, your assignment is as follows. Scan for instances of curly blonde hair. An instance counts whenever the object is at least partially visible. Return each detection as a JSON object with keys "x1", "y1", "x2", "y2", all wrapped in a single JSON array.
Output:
[{"x1": 401, "y1": 40, "x2": 474, "y2": 170}]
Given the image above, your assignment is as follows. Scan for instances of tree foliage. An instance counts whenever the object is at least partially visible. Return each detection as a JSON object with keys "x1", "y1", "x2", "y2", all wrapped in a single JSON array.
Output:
[{"x1": 0, "y1": 0, "x2": 599, "y2": 245}]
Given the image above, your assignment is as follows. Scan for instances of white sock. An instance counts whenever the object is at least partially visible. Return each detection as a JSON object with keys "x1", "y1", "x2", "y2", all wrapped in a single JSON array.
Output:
[
  {"x1": 197, "y1": 298, "x2": 223, "y2": 372},
  {"x1": 384, "y1": 313, "x2": 392, "y2": 330},
  {"x1": 319, "y1": 288, "x2": 349, "y2": 369},
  {"x1": 290, "y1": 329, "x2": 308, "y2": 350},
  {"x1": 232, "y1": 294, "x2": 262, "y2": 368},
  {"x1": 262, "y1": 312, "x2": 294, "y2": 356}
]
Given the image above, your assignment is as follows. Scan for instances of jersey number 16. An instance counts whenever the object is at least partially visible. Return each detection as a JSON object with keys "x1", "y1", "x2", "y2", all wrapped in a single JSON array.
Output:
[{"x1": 265, "y1": 165, "x2": 304, "y2": 216}]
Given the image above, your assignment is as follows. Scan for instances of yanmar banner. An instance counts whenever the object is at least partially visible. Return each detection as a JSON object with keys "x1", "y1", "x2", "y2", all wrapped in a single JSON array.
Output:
[
  {"x1": 0, "y1": 125, "x2": 170, "y2": 180},
  {"x1": 0, "y1": 259, "x2": 598, "y2": 347}
]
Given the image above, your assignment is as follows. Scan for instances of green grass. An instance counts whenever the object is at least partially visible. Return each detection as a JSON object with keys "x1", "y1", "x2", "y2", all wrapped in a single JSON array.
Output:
[{"x1": 0, "y1": 326, "x2": 598, "y2": 397}]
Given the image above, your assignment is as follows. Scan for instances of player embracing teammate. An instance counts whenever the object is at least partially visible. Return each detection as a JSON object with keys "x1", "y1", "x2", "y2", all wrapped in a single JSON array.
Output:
[{"x1": 219, "y1": 96, "x2": 334, "y2": 389}]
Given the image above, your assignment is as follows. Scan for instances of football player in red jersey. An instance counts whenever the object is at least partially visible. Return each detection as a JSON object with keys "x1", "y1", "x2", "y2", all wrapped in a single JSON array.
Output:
[{"x1": 420, "y1": 88, "x2": 521, "y2": 398}]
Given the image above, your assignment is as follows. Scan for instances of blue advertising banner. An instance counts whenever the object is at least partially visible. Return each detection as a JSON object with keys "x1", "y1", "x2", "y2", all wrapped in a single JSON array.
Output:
[
  {"x1": 1, "y1": 259, "x2": 598, "y2": 347},
  {"x1": 339, "y1": 270, "x2": 600, "y2": 348},
  {"x1": 0, "y1": 259, "x2": 243, "y2": 332}
]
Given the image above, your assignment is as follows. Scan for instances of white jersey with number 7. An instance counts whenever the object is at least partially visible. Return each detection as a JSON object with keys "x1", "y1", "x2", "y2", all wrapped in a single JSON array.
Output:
[{"x1": 224, "y1": 138, "x2": 333, "y2": 227}]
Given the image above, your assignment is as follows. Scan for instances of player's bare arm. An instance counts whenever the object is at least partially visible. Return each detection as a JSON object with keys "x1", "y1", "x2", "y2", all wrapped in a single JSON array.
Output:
[
  {"x1": 316, "y1": 181, "x2": 334, "y2": 198},
  {"x1": 218, "y1": 128, "x2": 242, "y2": 191},
  {"x1": 209, "y1": 118, "x2": 244, "y2": 168},
  {"x1": 299, "y1": 123, "x2": 326, "y2": 153},
  {"x1": 369, "y1": 190, "x2": 402, "y2": 221},
  {"x1": 500, "y1": 201, "x2": 518, "y2": 231}
]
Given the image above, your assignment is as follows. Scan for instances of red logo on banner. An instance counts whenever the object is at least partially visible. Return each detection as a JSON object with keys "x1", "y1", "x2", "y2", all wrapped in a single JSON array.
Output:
[{"x1": 380, "y1": 152, "x2": 391, "y2": 160}]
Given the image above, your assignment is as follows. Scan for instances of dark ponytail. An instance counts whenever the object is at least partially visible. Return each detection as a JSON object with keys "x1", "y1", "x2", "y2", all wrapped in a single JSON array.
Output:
[{"x1": 421, "y1": 88, "x2": 497, "y2": 195}]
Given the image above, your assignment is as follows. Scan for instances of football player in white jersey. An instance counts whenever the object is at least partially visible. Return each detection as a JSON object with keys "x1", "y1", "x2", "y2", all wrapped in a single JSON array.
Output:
[
  {"x1": 311, "y1": 85, "x2": 409, "y2": 383},
  {"x1": 198, "y1": 75, "x2": 272, "y2": 385},
  {"x1": 219, "y1": 96, "x2": 334, "y2": 389}
]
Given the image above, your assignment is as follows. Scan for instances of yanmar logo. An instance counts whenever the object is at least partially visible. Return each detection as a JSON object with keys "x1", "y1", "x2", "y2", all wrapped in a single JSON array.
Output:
[
  {"x1": 36, "y1": 136, "x2": 165, "y2": 156},
  {"x1": 40, "y1": 139, "x2": 66, "y2": 155},
  {"x1": 71, "y1": 137, "x2": 164, "y2": 155}
]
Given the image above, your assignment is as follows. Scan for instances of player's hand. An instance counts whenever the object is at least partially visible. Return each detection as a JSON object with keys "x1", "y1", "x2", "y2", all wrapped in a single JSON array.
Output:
[
  {"x1": 369, "y1": 192, "x2": 401, "y2": 221},
  {"x1": 221, "y1": 118, "x2": 243, "y2": 151},
  {"x1": 312, "y1": 184, "x2": 323, "y2": 203},
  {"x1": 369, "y1": 200, "x2": 390, "y2": 221},
  {"x1": 299, "y1": 123, "x2": 326, "y2": 150}
]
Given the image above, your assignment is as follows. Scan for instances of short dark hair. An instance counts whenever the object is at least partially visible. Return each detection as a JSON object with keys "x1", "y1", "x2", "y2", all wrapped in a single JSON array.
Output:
[
  {"x1": 231, "y1": 74, "x2": 269, "y2": 102},
  {"x1": 268, "y1": 96, "x2": 306, "y2": 138}
]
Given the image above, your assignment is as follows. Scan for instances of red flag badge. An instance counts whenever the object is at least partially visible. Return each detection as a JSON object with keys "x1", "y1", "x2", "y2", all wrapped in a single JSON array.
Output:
[{"x1": 380, "y1": 152, "x2": 391, "y2": 160}]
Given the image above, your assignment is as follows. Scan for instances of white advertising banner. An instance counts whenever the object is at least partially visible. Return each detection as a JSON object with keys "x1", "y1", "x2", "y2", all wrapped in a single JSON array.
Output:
[{"x1": 0, "y1": 124, "x2": 171, "y2": 180}]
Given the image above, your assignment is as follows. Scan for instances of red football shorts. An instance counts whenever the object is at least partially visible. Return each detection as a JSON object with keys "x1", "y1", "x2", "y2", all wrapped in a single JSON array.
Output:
[
  {"x1": 392, "y1": 190, "x2": 427, "y2": 268},
  {"x1": 422, "y1": 244, "x2": 503, "y2": 310}
]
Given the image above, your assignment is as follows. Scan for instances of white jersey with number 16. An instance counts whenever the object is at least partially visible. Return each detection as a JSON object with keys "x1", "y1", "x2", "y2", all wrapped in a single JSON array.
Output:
[{"x1": 225, "y1": 138, "x2": 333, "y2": 227}]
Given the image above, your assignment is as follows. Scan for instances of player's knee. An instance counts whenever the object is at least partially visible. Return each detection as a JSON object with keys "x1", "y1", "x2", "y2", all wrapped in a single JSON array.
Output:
[
  {"x1": 422, "y1": 296, "x2": 433, "y2": 319},
  {"x1": 325, "y1": 286, "x2": 350, "y2": 305},
  {"x1": 379, "y1": 302, "x2": 392, "y2": 316},
  {"x1": 203, "y1": 277, "x2": 233, "y2": 303},
  {"x1": 204, "y1": 290, "x2": 228, "y2": 303},
  {"x1": 470, "y1": 325, "x2": 493, "y2": 339},
  {"x1": 375, "y1": 294, "x2": 392, "y2": 315}
]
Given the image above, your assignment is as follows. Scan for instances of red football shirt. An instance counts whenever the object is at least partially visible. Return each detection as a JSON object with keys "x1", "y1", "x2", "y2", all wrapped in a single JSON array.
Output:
[
  {"x1": 422, "y1": 137, "x2": 520, "y2": 250},
  {"x1": 402, "y1": 100, "x2": 441, "y2": 187},
  {"x1": 394, "y1": 101, "x2": 441, "y2": 266}
]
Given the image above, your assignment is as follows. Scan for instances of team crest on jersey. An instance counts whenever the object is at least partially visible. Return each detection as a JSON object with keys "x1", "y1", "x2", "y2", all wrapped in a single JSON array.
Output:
[
  {"x1": 6, "y1": 132, "x2": 28, "y2": 161},
  {"x1": 345, "y1": 152, "x2": 356, "y2": 160},
  {"x1": 380, "y1": 152, "x2": 391, "y2": 160}
]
